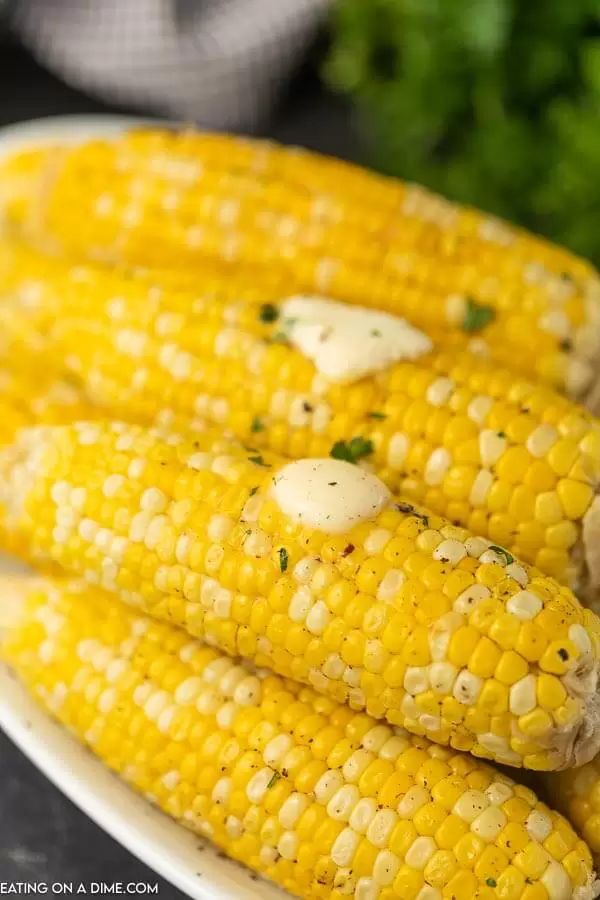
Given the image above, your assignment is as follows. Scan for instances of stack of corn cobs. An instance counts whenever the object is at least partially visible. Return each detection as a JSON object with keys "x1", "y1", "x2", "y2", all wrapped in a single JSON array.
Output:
[{"x1": 3, "y1": 129, "x2": 600, "y2": 900}]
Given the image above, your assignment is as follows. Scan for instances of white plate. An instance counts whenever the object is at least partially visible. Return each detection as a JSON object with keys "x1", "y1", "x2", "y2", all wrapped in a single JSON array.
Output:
[{"x1": 0, "y1": 116, "x2": 287, "y2": 900}]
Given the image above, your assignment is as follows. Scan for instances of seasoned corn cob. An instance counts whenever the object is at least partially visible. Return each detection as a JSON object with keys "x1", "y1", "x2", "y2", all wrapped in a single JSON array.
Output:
[
  {"x1": 1, "y1": 575, "x2": 597, "y2": 900},
  {"x1": 548, "y1": 757, "x2": 600, "y2": 867},
  {"x1": 1, "y1": 131, "x2": 599, "y2": 404},
  {"x1": 2, "y1": 419, "x2": 600, "y2": 771},
  {"x1": 3, "y1": 240, "x2": 600, "y2": 604}
]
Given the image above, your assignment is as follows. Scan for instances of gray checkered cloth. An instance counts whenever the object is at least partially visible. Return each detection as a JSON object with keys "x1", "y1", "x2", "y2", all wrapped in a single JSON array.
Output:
[{"x1": 9, "y1": 0, "x2": 331, "y2": 128}]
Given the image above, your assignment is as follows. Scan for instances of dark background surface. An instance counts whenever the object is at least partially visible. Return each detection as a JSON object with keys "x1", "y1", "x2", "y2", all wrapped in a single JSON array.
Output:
[{"x1": 0, "y1": 40, "x2": 360, "y2": 894}]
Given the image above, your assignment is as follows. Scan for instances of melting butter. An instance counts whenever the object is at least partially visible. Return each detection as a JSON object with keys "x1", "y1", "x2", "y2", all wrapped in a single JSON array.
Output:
[
  {"x1": 280, "y1": 295, "x2": 432, "y2": 383},
  {"x1": 270, "y1": 458, "x2": 390, "y2": 533}
]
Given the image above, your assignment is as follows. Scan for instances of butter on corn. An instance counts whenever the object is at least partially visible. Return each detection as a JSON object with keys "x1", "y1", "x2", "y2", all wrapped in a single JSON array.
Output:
[
  {"x1": 2, "y1": 239, "x2": 600, "y2": 604},
  {"x1": 1, "y1": 575, "x2": 597, "y2": 900},
  {"x1": 2, "y1": 420, "x2": 600, "y2": 772},
  {"x1": 1, "y1": 130, "x2": 600, "y2": 404}
]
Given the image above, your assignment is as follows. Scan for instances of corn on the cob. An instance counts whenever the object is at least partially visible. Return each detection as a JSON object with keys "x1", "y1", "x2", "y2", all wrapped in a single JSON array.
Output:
[
  {"x1": 0, "y1": 131, "x2": 599, "y2": 405},
  {"x1": 1, "y1": 575, "x2": 596, "y2": 900},
  {"x1": 548, "y1": 758, "x2": 600, "y2": 868},
  {"x1": 3, "y1": 240, "x2": 600, "y2": 604},
  {"x1": 2, "y1": 419, "x2": 600, "y2": 771}
]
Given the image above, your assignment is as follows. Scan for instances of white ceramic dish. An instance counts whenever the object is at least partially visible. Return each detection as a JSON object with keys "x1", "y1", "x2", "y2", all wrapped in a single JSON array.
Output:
[{"x1": 0, "y1": 116, "x2": 287, "y2": 900}]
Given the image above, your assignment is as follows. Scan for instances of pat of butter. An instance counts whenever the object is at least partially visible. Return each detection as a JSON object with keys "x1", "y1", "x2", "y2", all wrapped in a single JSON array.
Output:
[
  {"x1": 271, "y1": 458, "x2": 390, "y2": 534},
  {"x1": 280, "y1": 295, "x2": 432, "y2": 384}
]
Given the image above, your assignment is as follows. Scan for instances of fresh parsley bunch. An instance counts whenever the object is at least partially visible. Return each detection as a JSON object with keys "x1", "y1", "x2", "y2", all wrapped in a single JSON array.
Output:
[{"x1": 325, "y1": 0, "x2": 600, "y2": 262}]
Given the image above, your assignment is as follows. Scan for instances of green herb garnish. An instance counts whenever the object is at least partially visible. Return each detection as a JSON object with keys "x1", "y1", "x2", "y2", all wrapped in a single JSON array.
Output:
[
  {"x1": 330, "y1": 436, "x2": 374, "y2": 464},
  {"x1": 249, "y1": 455, "x2": 271, "y2": 468},
  {"x1": 462, "y1": 298, "x2": 495, "y2": 333},
  {"x1": 251, "y1": 416, "x2": 265, "y2": 433},
  {"x1": 267, "y1": 772, "x2": 281, "y2": 789},
  {"x1": 249, "y1": 486, "x2": 259, "y2": 497},
  {"x1": 259, "y1": 303, "x2": 279, "y2": 323},
  {"x1": 486, "y1": 879, "x2": 497, "y2": 888},
  {"x1": 488, "y1": 545, "x2": 514, "y2": 565},
  {"x1": 367, "y1": 411, "x2": 387, "y2": 420},
  {"x1": 278, "y1": 548, "x2": 289, "y2": 573}
]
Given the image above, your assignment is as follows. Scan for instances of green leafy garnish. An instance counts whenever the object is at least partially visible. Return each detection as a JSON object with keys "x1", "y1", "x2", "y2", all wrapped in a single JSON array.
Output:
[
  {"x1": 488, "y1": 545, "x2": 514, "y2": 565},
  {"x1": 278, "y1": 547, "x2": 289, "y2": 573},
  {"x1": 462, "y1": 298, "x2": 495, "y2": 333},
  {"x1": 270, "y1": 331, "x2": 290, "y2": 345},
  {"x1": 267, "y1": 772, "x2": 281, "y2": 789},
  {"x1": 259, "y1": 303, "x2": 279, "y2": 323},
  {"x1": 251, "y1": 416, "x2": 265, "y2": 433},
  {"x1": 249, "y1": 486, "x2": 259, "y2": 497},
  {"x1": 330, "y1": 436, "x2": 374, "y2": 464},
  {"x1": 249, "y1": 455, "x2": 271, "y2": 468},
  {"x1": 367, "y1": 411, "x2": 387, "y2": 420},
  {"x1": 486, "y1": 879, "x2": 497, "y2": 888}
]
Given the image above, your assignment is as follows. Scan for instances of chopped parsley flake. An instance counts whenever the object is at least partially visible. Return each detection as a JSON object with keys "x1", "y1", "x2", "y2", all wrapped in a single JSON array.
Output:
[
  {"x1": 278, "y1": 547, "x2": 289, "y2": 573},
  {"x1": 367, "y1": 411, "x2": 387, "y2": 420},
  {"x1": 267, "y1": 772, "x2": 281, "y2": 789},
  {"x1": 462, "y1": 297, "x2": 495, "y2": 333},
  {"x1": 249, "y1": 486, "x2": 259, "y2": 497},
  {"x1": 249, "y1": 455, "x2": 270, "y2": 468},
  {"x1": 259, "y1": 303, "x2": 279, "y2": 323},
  {"x1": 488, "y1": 545, "x2": 514, "y2": 565},
  {"x1": 486, "y1": 878, "x2": 497, "y2": 888},
  {"x1": 330, "y1": 436, "x2": 374, "y2": 464},
  {"x1": 370, "y1": 328, "x2": 382, "y2": 337},
  {"x1": 251, "y1": 416, "x2": 265, "y2": 433}
]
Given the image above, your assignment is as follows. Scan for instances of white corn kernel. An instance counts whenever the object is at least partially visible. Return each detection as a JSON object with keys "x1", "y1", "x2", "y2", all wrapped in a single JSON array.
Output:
[
  {"x1": 526, "y1": 810, "x2": 552, "y2": 842},
  {"x1": 278, "y1": 793, "x2": 309, "y2": 829},
  {"x1": 426, "y1": 377, "x2": 454, "y2": 407},
  {"x1": 424, "y1": 448, "x2": 451, "y2": 486},
  {"x1": 507, "y1": 590, "x2": 542, "y2": 620},
  {"x1": 372, "y1": 849, "x2": 400, "y2": 886},
  {"x1": 366, "y1": 810, "x2": 398, "y2": 848},
  {"x1": 470, "y1": 807, "x2": 506, "y2": 841},
  {"x1": 509, "y1": 675, "x2": 537, "y2": 716},
  {"x1": 387, "y1": 432, "x2": 409, "y2": 468},
  {"x1": 377, "y1": 569, "x2": 406, "y2": 602},
  {"x1": 470, "y1": 469, "x2": 493, "y2": 507},
  {"x1": 349, "y1": 798, "x2": 377, "y2": 833},
  {"x1": 314, "y1": 769, "x2": 344, "y2": 804},
  {"x1": 404, "y1": 836, "x2": 436, "y2": 869},
  {"x1": 364, "y1": 528, "x2": 391, "y2": 555},
  {"x1": 453, "y1": 670, "x2": 482, "y2": 705},
  {"x1": 453, "y1": 790, "x2": 489, "y2": 824},
  {"x1": 433, "y1": 539, "x2": 467, "y2": 565},
  {"x1": 397, "y1": 785, "x2": 429, "y2": 818},
  {"x1": 540, "y1": 860, "x2": 572, "y2": 900},
  {"x1": 331, "y1": 828, "x2": 360, "y2": 867},
  {"x1": 327, "y1": 785, "x2": 361, "y2": 822},
  {"x1": 480, "y1": 430, "x2": 507, "y2": 467},
  {"x1": 527, "y1": 424, "x2": 558, "y2": 458}
]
